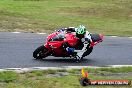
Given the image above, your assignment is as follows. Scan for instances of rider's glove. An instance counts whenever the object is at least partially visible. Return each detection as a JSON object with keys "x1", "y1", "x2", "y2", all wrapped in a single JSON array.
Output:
[{"x1": 66, "y1": 47, "x2": 75, "y2": 54}]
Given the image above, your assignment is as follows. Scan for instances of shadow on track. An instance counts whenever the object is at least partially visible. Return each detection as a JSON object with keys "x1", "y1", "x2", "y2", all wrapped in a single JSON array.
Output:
[{"x1": 33, "y1": 58, "x2": 94, "y2": 63}]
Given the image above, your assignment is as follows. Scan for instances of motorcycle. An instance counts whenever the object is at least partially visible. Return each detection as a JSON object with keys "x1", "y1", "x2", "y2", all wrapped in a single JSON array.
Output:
[{"x1": 33, "y1": 31, "x2": 103, "y2": 61}]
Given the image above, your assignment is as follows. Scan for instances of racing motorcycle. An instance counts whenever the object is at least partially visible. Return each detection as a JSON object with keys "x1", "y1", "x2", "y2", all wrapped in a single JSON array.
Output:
[{"x1": 33, "y1": 31, "x2": 103, "y2": 61}]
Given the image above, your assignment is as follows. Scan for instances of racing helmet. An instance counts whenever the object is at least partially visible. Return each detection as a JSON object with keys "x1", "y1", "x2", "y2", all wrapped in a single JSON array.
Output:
[{"x1": 75, "y1": 25, "x2": 86, "y2": 39}]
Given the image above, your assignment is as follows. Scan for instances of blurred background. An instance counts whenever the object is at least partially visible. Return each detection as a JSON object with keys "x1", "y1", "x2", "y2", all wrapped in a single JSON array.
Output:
[{"x1": 0, "y1": 0, "x2": 132, "y2": 36}]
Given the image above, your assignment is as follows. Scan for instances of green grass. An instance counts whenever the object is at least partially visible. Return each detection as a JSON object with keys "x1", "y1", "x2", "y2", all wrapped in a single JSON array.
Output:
[
  {"x1": 0, "y1": 0, "x2": 132, "y2": 36},
  {"x1": 0, "y1": 67, "x2": 132, "y2": 88},
  {"x1": 0, "y1": 71, "x2": 19, "y2": 83},
  {"x1": 68, "y1": 66, "x2": 132, "y2": 74}
]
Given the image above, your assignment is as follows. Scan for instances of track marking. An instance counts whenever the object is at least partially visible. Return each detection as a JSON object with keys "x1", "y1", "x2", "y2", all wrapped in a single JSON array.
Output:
[
  {"x1": 11, "y1": 32, "x2": 47, "y2": 35},
  {"x1": 110, "y1": 36, "x2": 118, "y2": 38},
  {"x1": 37, "y1": 33, "x2": 46, "y2": 35},
  {"x1": 128, "y1": 37, "x2": 132, "y2": 39},
  {"x1": 108, "y1": 65, "x2": 132, "y2": 67},
  {"x1": 1, "y1": 65, "x2": 132, "y2": 73},
  {"x1": 12, "y1": 32, "x2": 20, "y2": 33}
]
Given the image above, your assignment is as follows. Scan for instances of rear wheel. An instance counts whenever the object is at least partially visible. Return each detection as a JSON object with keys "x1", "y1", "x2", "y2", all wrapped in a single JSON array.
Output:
[{"x1": 33, "y1": 45, "x2": 48, "y2": 59}]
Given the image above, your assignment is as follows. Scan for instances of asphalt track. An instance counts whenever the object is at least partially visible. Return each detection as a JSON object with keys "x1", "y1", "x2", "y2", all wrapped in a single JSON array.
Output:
[{"x1": 0, "y1": 32, "x2": 132, "y2": 69}]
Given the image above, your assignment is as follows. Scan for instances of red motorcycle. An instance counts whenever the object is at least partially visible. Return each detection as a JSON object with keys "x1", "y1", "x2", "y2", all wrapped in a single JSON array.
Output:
[{"x1": 33, "y1": 31, "x2": 103, "y2": 61}]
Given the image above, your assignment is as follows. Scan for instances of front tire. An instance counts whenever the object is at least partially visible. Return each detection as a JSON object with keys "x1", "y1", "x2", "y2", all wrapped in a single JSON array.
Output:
[{"x1": 33, "y1": 45, "x2": 48, "y2": 59}]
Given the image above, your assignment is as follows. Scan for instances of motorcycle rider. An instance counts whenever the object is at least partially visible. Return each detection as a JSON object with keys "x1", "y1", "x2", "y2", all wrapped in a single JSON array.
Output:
[{"x1": 57, "y1": 25, "x2": 92, "y2": 60}]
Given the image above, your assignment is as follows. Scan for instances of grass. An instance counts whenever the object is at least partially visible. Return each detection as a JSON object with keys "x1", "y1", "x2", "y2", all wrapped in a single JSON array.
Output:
[
  {"x1": 68, "y1": 66, "x2": 132, "y2": 74},
  {"x1": 0, "y1": 67, "x2": 132, "y2": 88},
  {"x1": 0, "y1": 71, "x2": 18, "y2": 83},
  {"x1": 0, "y1": 0, "x2": 132, "y2": 36}
]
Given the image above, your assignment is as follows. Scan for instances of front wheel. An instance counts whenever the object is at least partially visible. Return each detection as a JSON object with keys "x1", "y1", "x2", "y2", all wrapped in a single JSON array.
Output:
[{"x1": 33, "y1": 45, "x2": 48, "y2": 59}]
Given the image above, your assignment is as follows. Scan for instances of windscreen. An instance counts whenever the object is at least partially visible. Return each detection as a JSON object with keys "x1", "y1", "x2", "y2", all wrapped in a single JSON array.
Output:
[{"x1": 51, "y1": 33, "x2": 65, "y2": 41}]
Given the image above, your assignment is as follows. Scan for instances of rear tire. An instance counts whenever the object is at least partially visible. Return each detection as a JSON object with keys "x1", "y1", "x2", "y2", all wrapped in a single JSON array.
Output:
[{"x1": 33, "y1": 45, "x2": 48, "y2": 59}]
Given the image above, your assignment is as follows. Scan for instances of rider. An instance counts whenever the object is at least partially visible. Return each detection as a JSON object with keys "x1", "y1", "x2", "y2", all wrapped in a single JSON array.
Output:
[{"x1": 58, "y1": 25, "x2": 92, "y2": 59}]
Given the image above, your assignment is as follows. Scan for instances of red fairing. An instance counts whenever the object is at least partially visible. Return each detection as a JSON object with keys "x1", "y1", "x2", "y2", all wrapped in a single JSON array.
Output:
[
  {"x1": 99, "y1": 34, "x2": 104, "y2": 42},
  {"x1": 90, "y1": 34, "x2": 104, "y2": 47},
  {"x1": 44, "y1": 32, "x2": 59, "y2": 51},
  {"x1": 46, "y1": 32, "x2": 58, "y2": 41},
  {"x1": 44, "y1": 32, "x2": 78, "y2": 56},
  {"x1": 64, "y1": 33, "x2": 78, "y2": 47}
]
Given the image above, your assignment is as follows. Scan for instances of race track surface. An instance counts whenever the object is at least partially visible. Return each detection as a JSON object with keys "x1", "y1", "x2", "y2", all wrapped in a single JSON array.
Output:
[{"x1": 0, "y1": 32, "x2": 132, "y2": 69}]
